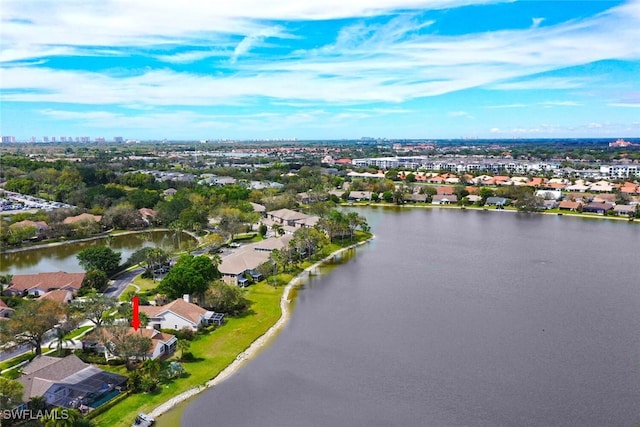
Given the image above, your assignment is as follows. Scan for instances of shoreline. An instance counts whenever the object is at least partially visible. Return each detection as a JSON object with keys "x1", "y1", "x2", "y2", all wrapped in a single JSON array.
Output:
[
  {"x1": 148, "y1": 236, "x2": 373, "y2": 420},
  {"x1": 346, "y1": 202, "x2": 638, "y2": 223}
]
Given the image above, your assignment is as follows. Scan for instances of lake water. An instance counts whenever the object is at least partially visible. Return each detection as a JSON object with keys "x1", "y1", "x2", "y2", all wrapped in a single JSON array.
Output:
[
  {"x1": 182, "y1": 208, "x2": 640, "y2": 426},
  {"x1": 0, "y1": 230, "x2": 196, "y2": 275}
]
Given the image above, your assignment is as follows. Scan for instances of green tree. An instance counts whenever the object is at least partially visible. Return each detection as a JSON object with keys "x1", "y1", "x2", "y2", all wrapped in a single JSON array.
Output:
[
  {"x1": 81, "y1": 269, "x2": 109, "y2": 293},
  {"x1": 203, "y1": 280, "x2": 249, "y2": 315},
  {"x1": 0, "y1": 299, "x2": 65, "y2": 356},
  {"x1": 479, "y1": 187, "x2": 495, "y2": 203},
  {"x1": 77, "y1": 246, "x2": 121, "y2": 276},
  {"x1": 0, "y1": 274, "x2": 13, "y2": 294},
  {"x1": 95, "y1": 326, "x2": 152, "y2": 369},
  {"x1": 70, "y1": 290, "x2": 117, "y2": 327},
  {"x1": 177, "y1": 339, "x2": 191, "y2": 360},
  {"x1": 0, "y1": 377, "x2": 23, "y2": 411},
  {"x1": 158, "y1": 255, "x2": 219, "y2": 300},
  {"x1": 48, "y1": 326, "x2": 75, "y2": 356}
]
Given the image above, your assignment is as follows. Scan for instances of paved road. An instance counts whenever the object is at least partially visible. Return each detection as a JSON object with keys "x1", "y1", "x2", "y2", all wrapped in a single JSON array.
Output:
[{"x1": 104, "y1": 267, "x2": 145, "y2": 298}]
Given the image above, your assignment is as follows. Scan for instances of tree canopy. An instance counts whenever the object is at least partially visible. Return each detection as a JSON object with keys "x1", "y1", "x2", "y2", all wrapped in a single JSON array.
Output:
[
  {"x1": 77, "y1": 246, "x2": 122, "y2": 276},
  {"x1": 158, "y1": 254, "x2": 219, "y2": 300},
  {"x1": 0, "y1": 299, "x2": 66, "y2": 356}
]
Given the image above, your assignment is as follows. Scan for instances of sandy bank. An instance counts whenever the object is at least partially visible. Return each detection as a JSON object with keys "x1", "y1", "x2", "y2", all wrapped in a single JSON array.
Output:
[{"x1": 148, "y1": 237, "x2": 372, "y2": 419}]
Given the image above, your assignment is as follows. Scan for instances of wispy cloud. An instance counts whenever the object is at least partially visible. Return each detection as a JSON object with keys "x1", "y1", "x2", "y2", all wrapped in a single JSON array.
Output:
[{"x1": 448, "y1": 111, "x2": 475, "y2": 119}]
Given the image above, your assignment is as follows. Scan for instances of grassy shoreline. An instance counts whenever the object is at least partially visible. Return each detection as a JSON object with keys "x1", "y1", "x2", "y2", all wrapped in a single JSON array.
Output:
[
  {"x1": 93, "y1": 233, "x2": 372, "y2": 427},
  {"x1": 345, "y1": 201, "x2": 638, "y2": 223}
]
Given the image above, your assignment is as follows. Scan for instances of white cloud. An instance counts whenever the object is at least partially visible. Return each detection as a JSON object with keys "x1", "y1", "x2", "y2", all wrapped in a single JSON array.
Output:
[
  {"x1": 608, "y1": 103, "x2": 640, "y2": 108},
  {"x1": 448, "y1": 111, "x2": 475, "y2": 119},
  {"x1": 1, "y1": 0, "x2": 639, "y2": 109}
]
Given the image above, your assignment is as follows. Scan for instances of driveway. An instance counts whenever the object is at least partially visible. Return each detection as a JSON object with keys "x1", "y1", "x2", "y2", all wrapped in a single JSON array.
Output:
[{"x1": 104, "y1": 267, "x2": 145, "y2": 298}]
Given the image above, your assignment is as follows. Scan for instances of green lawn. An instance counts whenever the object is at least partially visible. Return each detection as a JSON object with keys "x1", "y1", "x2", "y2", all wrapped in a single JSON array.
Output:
[
  {"x1": 64, "y1": 325, "x2": 94, "y2": 340},
  {"x1": 93, "y1": 282, "x2": 283, "y2": 427}
]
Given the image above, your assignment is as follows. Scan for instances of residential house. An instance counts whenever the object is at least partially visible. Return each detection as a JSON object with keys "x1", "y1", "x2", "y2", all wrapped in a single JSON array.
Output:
[
  {"x1": 9, "y1": 220, "x2": 49, "y2": 239},
  {"x1": 266, "y1": 209, "x2": 319, "y2": 230},
  {"x1": 0, "y1": 299, "x2": 14, "y2": 318},
  {"x1": 39, "y1": 289, "x2": 74, "y2": 304},
  {"x1": 249, "y1": 202, "x2": 267, "y2": 217},
  {"x1": 139, "y1": 296, "x2": 218, "y2": 331},
  {"x1": 4, "y1": 272, "x2": 85, "y2": 297},
  {"x1": 465, "y1": 195, "x2": 482, "y2": 204},
  {"x1": 163, "y1": 188, "x2": 178, "y2": 197},
  {"x1": 347, "y1": 191, "x2": 372, "y2": 201},
  {"x1": 592, "y1": 194, "x2": 617, "y2": 204},
  {"x1": 558, "y1": 201, "x2": 582, "y2": 211},
  {"x1": 582, "y1": 202, "x2": 614, "y2": 214},
  {"x1": 436, "y1": 187, "x2": 455, "y2": 195},
  {"x1": 613, "y1": 205, "x2": 635, "y2": 216},
  {"x1": 16, "y1": 354, "x2": 127, "y2": 410},
  {"x1": 219, "y1": 235, "x2": 292, "y2": 285},
  {"x1": 485, "y1": 197, "x2": 509, "y2": 207},
  {"x1": 62, "y1": 213, "x2": 102, "y2": 225},
  {"x1": 432, "y1": 195, "x2": 458, "y2": 205},
  {"x1": 138, "y1": 208, "x2": 156, "y2": 225},
  {"x1": 407, "y1": 193, "x2": 428, "y2": 203},
  {"x1": 97, "y1": 327, "x2": 177, "y2": 361}
]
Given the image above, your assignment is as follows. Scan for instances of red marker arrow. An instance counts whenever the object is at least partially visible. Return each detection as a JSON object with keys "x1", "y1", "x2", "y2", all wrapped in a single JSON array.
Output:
[{"x1": 132, "y1": 295, "x2": 140, "y2": 331}]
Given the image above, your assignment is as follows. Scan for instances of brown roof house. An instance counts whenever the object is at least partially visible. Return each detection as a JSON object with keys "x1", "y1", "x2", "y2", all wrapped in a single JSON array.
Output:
[
  {"x1": 16, "y1": 354, "x2": 127, "y2": 410},
  {"x1": 139, "y1": 296, "x2": 218, "y2": 331},
  {"x1": 39, "y1": 289, "x2": 74, "y2": 304},
  {"x1": 4, "y1": 272, "x2": 85, "y2": 297},
  {"x1": 89, "y1": 327, "x2": 177, "y2": 361},
  {"x1": 9, "y1": 220, "x2": 49, "y2": 239},
  {"x1": 62, "y1": 213, "x2": 102, "y2": 225},
  {"x1": 558, "y1": 201, "x2": 582, "y2": 211},
  {"x1": 0, "y1": 299, "x2": 14, "y2": 319}
]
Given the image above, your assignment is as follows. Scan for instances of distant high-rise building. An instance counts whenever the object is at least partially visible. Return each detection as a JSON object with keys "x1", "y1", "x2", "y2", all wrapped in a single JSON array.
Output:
[
  {"x1": 43, "y1": 136, "x2": 49, "y2": 142},
  {"x1": 114, "y1": 136, "x2": 124, "y2": 143},
  {"x1": 51, "y1": 137, "x2": 56, "y2": 142},
  {"x1": 1, "y1": 136, "x2": 16, "y2": 143},
  {"x1": 95, "y1": 137, "x2": 105, "y2": 143},
  {"x1": 61, "y1": 136, "x2": 66, "y2": 142},
  {"x1": 30, "y1": 136, "x2": 36, "y2": 143}
]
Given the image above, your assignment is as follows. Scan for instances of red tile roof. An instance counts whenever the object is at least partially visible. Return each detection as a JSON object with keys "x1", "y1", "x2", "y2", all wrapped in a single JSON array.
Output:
[{"x1": 8, "y1": 272, "x2": 85, "y2": 294}]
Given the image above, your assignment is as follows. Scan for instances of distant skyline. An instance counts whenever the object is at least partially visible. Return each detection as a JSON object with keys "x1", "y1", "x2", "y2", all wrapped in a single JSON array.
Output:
[{"x1": 1, "y1": 0, "x2": 640, "y2": 141}]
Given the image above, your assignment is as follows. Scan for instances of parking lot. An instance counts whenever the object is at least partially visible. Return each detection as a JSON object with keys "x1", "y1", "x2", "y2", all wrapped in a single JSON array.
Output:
[{"x1": 0, "y1": 190, "x2": 74, "y2": 213}]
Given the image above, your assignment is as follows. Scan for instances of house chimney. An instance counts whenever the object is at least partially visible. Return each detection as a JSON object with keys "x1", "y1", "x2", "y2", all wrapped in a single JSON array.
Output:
[{"x1": 183, "y1": 294, "x2": 190, "y2": 303}]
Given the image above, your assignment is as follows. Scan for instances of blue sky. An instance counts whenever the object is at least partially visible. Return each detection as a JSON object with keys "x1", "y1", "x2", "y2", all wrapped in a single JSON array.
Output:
[{"x1": 1, "y1": 0, "x2": 639, "y2": 141}]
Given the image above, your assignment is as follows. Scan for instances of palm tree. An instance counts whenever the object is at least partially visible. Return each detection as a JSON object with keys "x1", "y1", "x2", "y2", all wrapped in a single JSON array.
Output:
[
  {"x1": 48, "y1": 326, "x2": 75, "y2": 356},
  {"x1": 141, "y1": 358, "x2": 162, "y2": 378},
  {"x1": 177, "y1": 339, "x2": 191, "y2": 360}
]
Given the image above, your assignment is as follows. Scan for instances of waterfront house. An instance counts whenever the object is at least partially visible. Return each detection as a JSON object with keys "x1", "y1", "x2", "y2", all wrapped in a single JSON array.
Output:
[
  {"x1": 139, "y1": 296, "x2": 217, "y2": 331},
  {"x1": 613, "y1": 205, "x2": 635, "y2": 216},
  {"x1": 582, "y1": 202, "x2": 614, "y2": 214},
  {"x1": 4, "y1": 272, "x2": 85, "y2": 297},
  {"x1": 62, "y1": 213, "x2": 102, "y2": 225},
  {"x1": 9, "y1": 220, "x2": 49, "y2": 239},
  {"x1": 485, "y1": 197, "x2": 508, "y2": 207},
  {"x1": 94, "y1": 327, "x2": 177, "y2": 361},
  {"x1": 432, "y1": 195, "x2": 458, "y2": 205},
  {"x1": 558, "y1": 201, "x2": 582, "y2": 211},
  {"x1": 219, "y1": 235, "x2": 292, "y2": 285},
  {"x1": 407, "y1": 193, "x2": 428, "y2": 203},
  {"x1": 16, "y1": 354, "x2": 127, "y2": 410}
]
